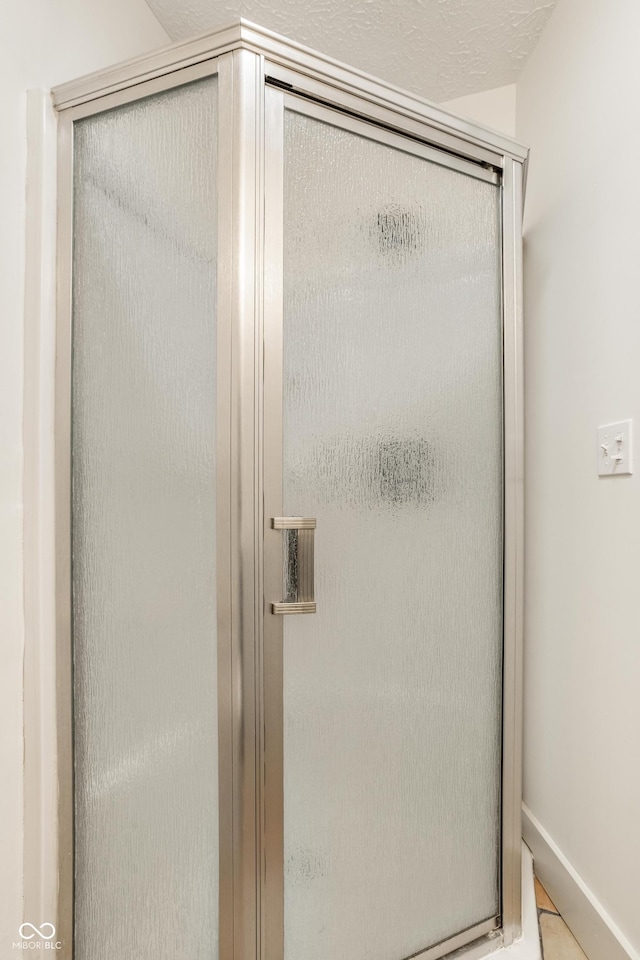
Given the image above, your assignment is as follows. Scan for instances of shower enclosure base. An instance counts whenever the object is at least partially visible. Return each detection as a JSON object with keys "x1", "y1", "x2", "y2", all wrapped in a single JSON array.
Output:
[
  {"x1": 505, "y1": 844, "x2": 542, "y2": 959},
  {"x1": 475, "y1": 844, "x2": 541, "y2": 960}
]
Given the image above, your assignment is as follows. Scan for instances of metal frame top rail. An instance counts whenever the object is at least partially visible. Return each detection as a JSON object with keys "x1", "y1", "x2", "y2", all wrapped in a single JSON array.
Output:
[{"x1": 50, "y1": 19, "x2": 528, "y2": 166}]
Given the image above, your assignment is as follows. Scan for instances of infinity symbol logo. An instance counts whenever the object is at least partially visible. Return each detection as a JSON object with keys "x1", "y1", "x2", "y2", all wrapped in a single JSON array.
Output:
[{"x1": 18, "y1": 923, "x2": 56, "y2": 940}]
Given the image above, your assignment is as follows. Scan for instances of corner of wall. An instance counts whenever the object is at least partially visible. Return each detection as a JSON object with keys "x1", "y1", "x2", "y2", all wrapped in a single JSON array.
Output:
[{"x1": 439, "y1": 84, "x2": 517, "y2": 139}]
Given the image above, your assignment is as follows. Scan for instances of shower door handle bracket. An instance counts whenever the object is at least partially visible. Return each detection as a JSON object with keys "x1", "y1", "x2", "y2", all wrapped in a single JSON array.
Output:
[
  {"x1": 272, "y1": 602, "x2": 316, "y2": 615},
  {"x1": 271, "y1": 517, "x2": 316, "y2": 614}
]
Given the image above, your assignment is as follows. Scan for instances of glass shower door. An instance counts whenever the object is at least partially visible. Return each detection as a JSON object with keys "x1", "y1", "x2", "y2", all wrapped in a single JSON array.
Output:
[{"x1": 272, "y1": 102, "x2": 504, "y2": 960}]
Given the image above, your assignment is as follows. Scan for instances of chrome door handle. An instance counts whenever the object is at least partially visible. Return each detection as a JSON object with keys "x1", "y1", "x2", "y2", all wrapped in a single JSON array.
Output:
[{"x1": 271, "y1": 517, "x2": 316, "y2": 614}]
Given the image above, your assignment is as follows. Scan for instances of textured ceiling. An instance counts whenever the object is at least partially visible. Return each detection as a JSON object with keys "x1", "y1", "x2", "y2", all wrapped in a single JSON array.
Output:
[{"x1": 144, "y1": 0, "x2": 558, "y2": 102}]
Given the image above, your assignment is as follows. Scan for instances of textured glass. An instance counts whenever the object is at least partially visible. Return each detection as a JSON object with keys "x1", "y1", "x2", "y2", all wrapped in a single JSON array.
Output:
[
  {"x1": 283, "y1": 529, "x2": 300, "y2": 603},
  {"x1": 283, "y1": 112, "x2": 503, "y2": 960},
  {"x1": 72, "y1": 78, "x2": 218, "y2": 960}
]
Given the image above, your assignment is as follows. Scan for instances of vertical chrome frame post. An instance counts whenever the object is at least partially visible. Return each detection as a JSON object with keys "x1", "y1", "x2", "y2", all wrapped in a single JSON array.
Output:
[
  {"x1": 500, "y1": 156, "x2": 526, "y2": 946},
  {"x1": 54, "y1": 107, "x2": 74, "y2": 960},
  {"x1": 216, "y1": 51, "x2": 236, "y2": 960},
  {"x1": 228, "y1": 46, "x2": 263, "y2": 960},
  {"x1": 261, "y1": 82, "x2": 285, "y2": 960}
]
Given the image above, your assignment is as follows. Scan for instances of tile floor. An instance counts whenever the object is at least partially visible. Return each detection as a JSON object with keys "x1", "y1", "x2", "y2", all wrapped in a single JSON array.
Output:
[{"x1": 535, "y1": 877, "x2": 589, "y2": 959}]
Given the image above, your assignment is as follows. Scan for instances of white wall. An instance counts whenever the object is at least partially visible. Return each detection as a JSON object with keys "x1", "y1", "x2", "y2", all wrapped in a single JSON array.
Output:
[
  {"x1": 0, "y1": 0, "x2": 168, "y2": 950},
  {"x1": 440, "y1": 84, "x2": 516, "y2": 138},
  {"x1": 517, "y1": 1, "x2": 640, "y2": 957}
]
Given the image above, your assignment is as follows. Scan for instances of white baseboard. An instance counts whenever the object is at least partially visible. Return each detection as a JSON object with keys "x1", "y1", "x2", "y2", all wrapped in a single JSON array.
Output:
[{"x1": 522, "y1": 804, "x2": 639, "y2": 960}]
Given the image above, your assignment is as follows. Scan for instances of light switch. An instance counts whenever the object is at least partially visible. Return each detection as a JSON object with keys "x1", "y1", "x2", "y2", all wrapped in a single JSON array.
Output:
[{"x1": 597, "y1": 420, "x2": 632, "y2": 476}]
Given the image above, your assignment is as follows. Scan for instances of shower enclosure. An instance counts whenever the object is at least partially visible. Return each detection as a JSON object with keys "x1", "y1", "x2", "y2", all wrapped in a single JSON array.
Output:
[{"x1": 52, "y1": 20, "x2": 526, "y2": 960}]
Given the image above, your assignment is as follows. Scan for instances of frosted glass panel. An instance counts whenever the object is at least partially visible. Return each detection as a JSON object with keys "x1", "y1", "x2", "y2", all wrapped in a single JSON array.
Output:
[
  {"x1": 72, "y1": 78, "x2": 219, "y2": 960},
  {"x1": 283, "y1": 112, "x2": 503, "y2": 960}
]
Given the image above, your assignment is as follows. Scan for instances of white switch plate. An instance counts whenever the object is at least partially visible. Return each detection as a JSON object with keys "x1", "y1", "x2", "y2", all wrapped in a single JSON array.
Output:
[{"x1": 597, "y1": 420, "x2": 633, "y2": 476}]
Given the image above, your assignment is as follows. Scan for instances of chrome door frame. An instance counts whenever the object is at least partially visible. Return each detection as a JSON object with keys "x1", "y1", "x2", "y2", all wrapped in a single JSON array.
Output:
[
  {"x1": 51, "y1": 20, "x2": 526, "y2": 960},
  {"x1": 261, "y1": 83, "x2": 523, "y2": 960}
]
